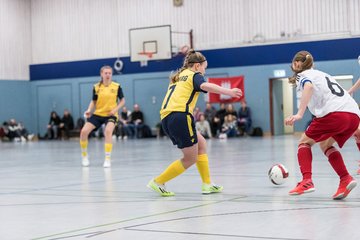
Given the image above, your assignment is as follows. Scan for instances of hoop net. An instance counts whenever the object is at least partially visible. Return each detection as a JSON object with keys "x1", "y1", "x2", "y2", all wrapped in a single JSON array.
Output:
[
  {"x1": 138, "y1": 52, "x2": 154, "y2": 59},
  {"x1": 138, "y1": 52, "x2": 153, "y2": 67}
]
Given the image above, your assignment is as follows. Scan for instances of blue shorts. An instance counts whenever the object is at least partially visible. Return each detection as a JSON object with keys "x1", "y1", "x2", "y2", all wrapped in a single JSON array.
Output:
[
  {"x1": 87, "y1": 114, "x2": 117, "y2": 130},
  {"x1": 162, "y1": 112, "x2": 198, "y2": 149}
]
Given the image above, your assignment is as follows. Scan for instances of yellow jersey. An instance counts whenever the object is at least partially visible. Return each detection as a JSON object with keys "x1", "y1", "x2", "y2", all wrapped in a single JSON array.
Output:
[
  {"x1": 160, "y1": 69, "x2": 206, "y2": 120},
  {"x1": 92, "y1": 81, "x2": 124, "y2": 118}
]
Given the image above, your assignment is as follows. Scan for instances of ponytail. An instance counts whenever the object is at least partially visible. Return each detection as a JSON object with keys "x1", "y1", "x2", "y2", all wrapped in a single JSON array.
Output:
[
  {"x1": 289, "y1": 51, "x2": 314, "y2": 85},
  {"x1": 170, "y1": 49, "x2": 206, "y2": 83}
]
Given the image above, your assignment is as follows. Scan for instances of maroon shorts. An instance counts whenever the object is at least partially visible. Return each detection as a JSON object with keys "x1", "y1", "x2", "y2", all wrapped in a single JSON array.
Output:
[{"x1": 305, "y1": 112, "x2": 360, "y2": 148}]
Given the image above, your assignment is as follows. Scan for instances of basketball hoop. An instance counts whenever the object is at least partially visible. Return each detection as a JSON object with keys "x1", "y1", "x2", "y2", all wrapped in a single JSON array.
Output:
[
  {"x1": 129, "y1": 26, "x2": 192, "y2": 62},
  {"x1": 138, "y1": 52, "x2": 154, "y2": 59},
  {"x1": 138, "y1": 52, "x2": 153, "y2": 67}
]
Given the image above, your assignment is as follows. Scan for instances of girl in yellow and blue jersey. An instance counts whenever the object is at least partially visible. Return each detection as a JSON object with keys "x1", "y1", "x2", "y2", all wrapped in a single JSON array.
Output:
[
  {"x1": 79, "y1": 66, "x2": 125, "y2": 168},
  {"x1": 147, "y1": 50, "x2": 242, "y2": 196}
]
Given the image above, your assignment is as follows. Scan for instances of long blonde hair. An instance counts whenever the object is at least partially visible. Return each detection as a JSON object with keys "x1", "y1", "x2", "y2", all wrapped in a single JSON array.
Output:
[
  {"x1": 288, "y1": 51, "x2": 314, "y2": 85},
  {"x1": 170, "y1": 49, "x2": 206, "y2": 83}
]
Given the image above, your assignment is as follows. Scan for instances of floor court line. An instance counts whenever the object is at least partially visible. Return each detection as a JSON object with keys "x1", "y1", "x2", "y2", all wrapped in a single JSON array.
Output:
[
  {"x1": 31, "y1": 196, "x2": 244, "y2": 240},
  {"x1": 123, "y1": 228, "x2": 310, "y2": 240},
  {"x1": 49, "y1": 206, "x2": 347, "y2": 239}
]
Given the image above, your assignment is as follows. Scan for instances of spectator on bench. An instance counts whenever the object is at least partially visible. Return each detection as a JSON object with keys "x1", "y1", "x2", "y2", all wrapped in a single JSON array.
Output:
[
  {"x1": 204, "y1": 103, "x2": 217, "y2": 136},
  {"x1": 213, "y1": 103, "x2": 226, "y2": 137},
  {"x1": 59, "y1": 109, "x2": 74, "y2": 139},
  {"x1": 116, "y1": 106, "x2": 132, "y2": 139},
  {"x1": 128, "y1": 104, "x2": 145, "y2": 138},
  {"x1": 238, "y1": 101, "x2": 252, "y2": 136},
  {"x1": 196, "y1": 114, "x2": 212, "y2": 139},
  {"x1": 47, "y1": 111, "x2": 61, "y2": 139},
  {"x1": 0, "y1": 121, "x2": 8, "y2": 141},
  {"x1": 7, "y1": 119, "x2": 33, "y2": 142}
]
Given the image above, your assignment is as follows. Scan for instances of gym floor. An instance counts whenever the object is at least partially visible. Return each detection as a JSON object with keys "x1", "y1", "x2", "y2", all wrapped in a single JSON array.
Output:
[{"x1": 1, "y1": 135, "x2": 359, "y2": 240}]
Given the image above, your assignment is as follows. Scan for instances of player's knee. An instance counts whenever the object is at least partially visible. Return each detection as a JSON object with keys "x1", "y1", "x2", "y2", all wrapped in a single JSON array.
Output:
[
  {"x1": 182, "y1": 159, "x2": 196, "y2": 169},
  {"x1": 182, "y1": 157, "x2": 197, "y2": 168},
  {"x1": 354, "y1": 129, "x2": 360, "y2": 141},
  {"x1": 298, "y1": 138, "x2": 313, "y2": 145},
  {"x1": 80, "y1": 129, "x2": 89, "y2": 138},
  {"x1": 320, "y1": 142, "x2": 333, "y2": 153},
  {"x1": 298, "y1": 143, "x2": 311, "y2": 149},
  {"x1": 197, "y1": 137, "x2": 207, "y2": 153},
  {"x1": 104, "y1": 129, "x2": 113, "y2": 137},
  {"x1": 198, "y1": 143, "x2": 207, "y2": 154}
]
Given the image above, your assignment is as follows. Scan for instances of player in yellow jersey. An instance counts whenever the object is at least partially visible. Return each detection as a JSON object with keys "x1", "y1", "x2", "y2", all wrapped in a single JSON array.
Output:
[
  {"x1": 147, "y1": 49, "x2": 242, "y2": 196},
  {"x1": 79, "y1": 66, "x2": 125, "y2": 168}
]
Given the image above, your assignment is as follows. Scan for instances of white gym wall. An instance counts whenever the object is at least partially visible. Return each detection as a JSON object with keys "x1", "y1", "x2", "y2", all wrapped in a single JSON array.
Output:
[
  {"x1": 0, "y1": 0, "x2": 31, "y2": 80},
  {"x1": 1, "y1": 0, "x2": 360, "y2": 80}
]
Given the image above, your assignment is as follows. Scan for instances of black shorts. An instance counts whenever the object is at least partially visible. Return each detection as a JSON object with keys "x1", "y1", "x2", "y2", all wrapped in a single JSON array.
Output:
[
  {"x1": 162, "y1": 112, "x2": 197, "y2": 149},
  {"x1": 87, "y1": 114, "x2": 117, "y2": 130}
]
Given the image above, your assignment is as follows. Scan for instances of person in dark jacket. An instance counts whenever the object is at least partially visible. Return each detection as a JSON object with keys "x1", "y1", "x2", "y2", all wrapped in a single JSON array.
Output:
[
  {"x1": 59, "y1": 109, "x2": 74, "y2": 139},
  {"x1": 47, "y1": 111, "x2": 61, "y2": 139},
  {"x1": 238, "y1": 101, "x2": 252, "y2": 135}
]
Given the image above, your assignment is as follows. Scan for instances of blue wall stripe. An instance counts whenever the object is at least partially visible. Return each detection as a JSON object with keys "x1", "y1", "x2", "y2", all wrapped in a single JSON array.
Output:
[{"x1": 30, "y1": 37, "x2": 360, "y2": 80}]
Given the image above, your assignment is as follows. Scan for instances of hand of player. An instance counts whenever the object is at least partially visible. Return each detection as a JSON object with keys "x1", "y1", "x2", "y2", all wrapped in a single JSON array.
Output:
[
  {"x1": 230, "y1": 88, "x2": 242, "y2": 98},
  {"x1": 108, "y1": 109, "x2": 117, "y2": 116},
  {"x1": 84, "y1": 110, "x2": 91, "y2": 119},
  {"x1": 284, "y1": 114, "x2": 302, "y2": 126}
]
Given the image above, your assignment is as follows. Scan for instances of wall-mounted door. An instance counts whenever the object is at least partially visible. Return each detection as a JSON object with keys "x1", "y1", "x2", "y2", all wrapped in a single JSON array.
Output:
[
  {"x1": 37, "y1": 84, "x2": 72, "y2": 136},
  {"x1": 270, "y1": 78, "x2": 294, "y2": 136},
  {"x1": 133, "y1": 78, "x2": 169, "y2": 128}
]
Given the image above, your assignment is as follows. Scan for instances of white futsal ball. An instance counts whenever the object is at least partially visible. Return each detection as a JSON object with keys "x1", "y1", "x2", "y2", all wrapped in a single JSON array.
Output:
[{"x1": 268, "y1": 164, "x2": 289, "y2": 185}]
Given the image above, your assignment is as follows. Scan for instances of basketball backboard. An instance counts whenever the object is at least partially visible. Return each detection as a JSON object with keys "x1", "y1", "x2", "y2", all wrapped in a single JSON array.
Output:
[{"x1": 129, "y1": 25, "x2": 172, "y2": 62}]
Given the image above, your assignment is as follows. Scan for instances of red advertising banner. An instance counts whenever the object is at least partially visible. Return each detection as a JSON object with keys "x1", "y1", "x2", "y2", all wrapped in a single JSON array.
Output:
[{"x1": 207, "y1": 76, "x2": 245, "y2": 103}]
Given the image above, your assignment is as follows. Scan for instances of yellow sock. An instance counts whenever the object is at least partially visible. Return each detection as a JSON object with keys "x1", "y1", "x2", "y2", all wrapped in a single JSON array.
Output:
[
  {"x1": 196, "y1": 154, "x2": 211, "y2": 184},
  {"x1": 155, "y1": 160, "x2": 185, "y2": 184},
  {"x1": 105, "y1": 143, "x2": 112, "y2": 160},
  {"x1": 80, "y1": 140, "x2": 88, "y2": 157}
]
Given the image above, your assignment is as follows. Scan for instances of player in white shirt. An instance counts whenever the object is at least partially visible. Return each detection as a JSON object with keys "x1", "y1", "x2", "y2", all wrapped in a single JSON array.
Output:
[
  {"x1": 348, "y1": 78, "x2": 360, "y2": 175},
  {"x1": 285, "y1": 50, "x2": 360, "y2": 200},
  {"x1": 348, "y1": 78, "x2": 360, "y2": 95}
]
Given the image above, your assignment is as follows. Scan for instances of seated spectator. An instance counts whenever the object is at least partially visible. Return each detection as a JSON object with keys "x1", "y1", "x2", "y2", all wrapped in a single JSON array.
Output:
[
  {"x1": 128, "y1": 104, "x2": 145, "y2": 138},
  {"x1": 7, "y1": 119, "x2": 33, "y2": 141},
  {"x1": 75, "y1": 117, "x2": 85, "y2": 130},
  {"x1": 224, "y1": 103, "x2": 238, "y2": 120},
  {"x1": 193, "y1": 107, "x2": 203, "y2": 122},
  {"x1": 219, "y1": 114, "x2": 238, "y2": 138},
  {"x1": 59, "y1": 109, "x2": 74, "y2": 139},
  {"x1": 213, "y1": 103, "x2": 226, "y2": 136},
  {"x1": 0, "y1": 121, "x2": 8, "y2": 141},
  {"x1": 64, "y1": 117, "x2": 85, "y2": 138},
  {"x1": 204, "y1": 103, "x2": 217, "y2": 136},
  {"x1": 47, "y1": 111, "x2": 61, "y2": 139},
  {"x1": 195, "y1": 114, "x2": 212, "y2": 139},
  {"x1": 238, "y1": 101, "x2": 252, "y2": 135},
  {"x1": 117, "y1": 106, "x2": 132, "y2": 139}
]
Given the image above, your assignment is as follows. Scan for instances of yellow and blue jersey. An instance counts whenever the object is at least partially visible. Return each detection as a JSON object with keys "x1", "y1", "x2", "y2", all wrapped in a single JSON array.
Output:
[
  {"x1": 160, "y1": 69, "x2": 206, "y2": 120},
  {"x1": 92, "y1": 82, "x2": 124, "y2": 118}
]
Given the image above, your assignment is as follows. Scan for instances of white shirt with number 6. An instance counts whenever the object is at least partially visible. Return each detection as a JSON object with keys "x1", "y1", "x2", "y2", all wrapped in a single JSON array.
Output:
[{"x1": 296, "y1": 69, "x2": 360, "y2": 118}]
